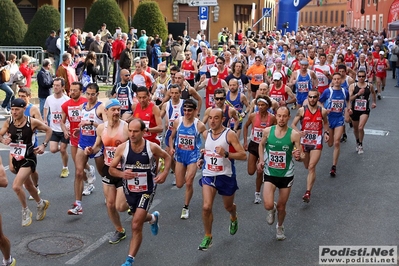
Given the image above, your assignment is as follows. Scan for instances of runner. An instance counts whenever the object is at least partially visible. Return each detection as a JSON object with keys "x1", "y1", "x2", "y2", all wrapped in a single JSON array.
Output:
[
  {"x1": 289, "y1": 59, "x2": 318, "y2": 108},
  {"x1": 246, "y1": 56, "x2": 267, "y2": 100},
  {"x1": 0, "y1": 99, "x2": 51, "y2": 227},
  {"x1": 181, "y1": 50, "x2": 198, "y2": 87},
  {"x1": 226, "y1": 78, "x2": 249, "y2": 139},
  {"x1": 109, "y1": 118, "x2": 171, "y2": 266},
  {"x1": 269, "y1": 72, "x2": 297, "y2": 108},
  {"x1": 67, "y1": 83, "x2": 106, "y2": 215},
  {"x1": 195, "y1": 67, "x2": 228, "y2": 109},
  {"x1": 257, "y1": 106, "x2": 302, "y2": 240},
  {"x1": 43, "y1": 77, "x2": 70, "y2": 178},
  {"x1": 374, "y1": 51, "x2": 389, "y2": 100},
  {"x1": 243, "y1": 95, "x2": 276, "y2": 204},
  {"x1": 348, "y1": 70, "x2": 377, "y2": 154},
  {"x1": 169, "y1": 99, "x2": 206, "y2": 219},
  {"x1": 313, "y1": 53, "x2": 334, "y2": 94},
  {"x1": 84, "y1": 99, "x2": 130, "y2": 244},
  {"x1": 337, "y1": 64, "x2": 355, "y2": 143},
  {"x1": 247, "y1": 83, "x2": 279, "y2": 114},
  {"x1": 291, "y1": 89, "x2": 329, "y2": 203},
  {"x1": 196, "y1": 108, "x2": 247, "y2": 251},
  {"x1": 318, "y1": 73, "x2": 350, "y2": 177},
  {"x1": 111, "y1": 69, "x2": 138, "y2": 119}
]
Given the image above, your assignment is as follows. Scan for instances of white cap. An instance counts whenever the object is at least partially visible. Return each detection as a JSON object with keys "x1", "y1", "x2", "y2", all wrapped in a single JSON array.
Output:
[
  {"x1": 379, "y1": 51, "x2": 385, "y2": 55},
  {"x1": 384, "y1": 38, "x2": 388, "y2": 41},
  {"x1": 210, "y1": 67, "x2": 218, "y2": 76},
  {"x1": 347, "y1": 46, "x2": 352, "y2": 50},
  {"x1": 272, "y1": 72, "x2": 282, "y2": 80}
]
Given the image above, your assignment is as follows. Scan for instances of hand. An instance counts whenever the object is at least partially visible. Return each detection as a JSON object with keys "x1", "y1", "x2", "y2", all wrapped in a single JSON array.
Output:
[
  {"x1": 292, "y1": 149, "x2": 301, "y2": 161},
  {"x1": 154, "y1": 172, "x2": 167, "y2": 184},
  {"x1": 34, "y1": 144, "x2": 45, "y2": 155},
  {"x1": 371, "y1": 103, "x2": 376, "y2": 109},
  {"x1": 357, "y1": 88, "x2": 365, "y2": 96},
  {"x1": 1, "y1": 133, "x2": 11, "y2": 145},
  {"x1": 324, "y1": 133, "x2": 329, "y2": 143},
  {"x1": 84, "y1": 146, "x2": 93, "y2": 156},
  {"x1": 214, "y1": 146, "x2": 225, "y2": 157},
  {"x1": 122, "y1": 170, "x2": 139, "y2": 180},
  {"x1": 72, "y1": 128, "x2": 80, "y2": 138},
  {"x1": 168, "y1": 148, "x2": 175, "y2": 156},
  {"x1": 243, "y1": 142, "x2": 248, "y2": 151},
  {"x1": 63, "y1": 130, "x2": 70, "y2": 140},
  {"x1": 196, "y1": 159, "x2": 204, "y2": 169},
  {"x1": 257, "y1": 161, "x2": 264, "y2": 173},
  {"x1": 199, "y1": 74, "x2": 206, "y2": 82},
  {"x1": 240, "y1": 112, "x2": 246, "y2": 118}
]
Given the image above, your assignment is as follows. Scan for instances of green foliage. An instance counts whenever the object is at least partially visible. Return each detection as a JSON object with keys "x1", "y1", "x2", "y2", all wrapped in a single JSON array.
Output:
[
  {"x1": 132, "y1": 1, "x2": 168, "y2": 41},
  {"x1": 0, "y1": 0, "x2": 27, "y2": 45},
  {"x1": 23, "y1": 5, "x2": 60, "y2": 47},
  {"x1": 84, "y1": 0, "x2": 128, "y2": 34}
]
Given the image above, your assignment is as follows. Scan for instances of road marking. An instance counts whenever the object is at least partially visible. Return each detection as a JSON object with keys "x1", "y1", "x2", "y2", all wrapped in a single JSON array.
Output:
[
  {"x1": 364, "y1": 129, "x2": 389, "y2": 136},
  {"x1": 65, "y1": 232, "x2": 114, "y2": 264}
]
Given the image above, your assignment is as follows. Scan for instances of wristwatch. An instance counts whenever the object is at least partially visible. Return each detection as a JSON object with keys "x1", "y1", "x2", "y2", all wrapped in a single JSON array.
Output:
[
  {"x1": 224, "y1": 151, "x2": 229, "y2": 158},
  {"x1": 42, "y1": 142, "x2": 48, "y2": 147}
]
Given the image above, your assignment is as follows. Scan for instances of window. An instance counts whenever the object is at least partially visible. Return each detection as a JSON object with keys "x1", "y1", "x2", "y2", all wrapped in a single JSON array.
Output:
[
  {"x1": 305, "y1": 11, "x2": 308, "y2": 23},
  {"x1": 335, "y1": 11, "x2": 338, "y2": 22},
  {"x1": 310, "y1": 11, "x2": 313, "y2": 23},
  {"x1": 330, "y1": 11, "x2": 333, "y2": 22},
  {"x1": 315, "y1": 11, "x2": 318, "y2": 23},
  {"x1": 341, "y1": 10, "x2": 344, "y2": 22},
  {"x1": 320, "y1": 11, "x2": 323, "y2": 22},
  {"x1": 325, "y1": 11, "x2": 328, "y2": 23},
  {"x1": 301, "y1": 12, "x2": 303, "y2": 23},
  {"x1": 368, "y1": 0, "x2": 370, "y2": 5}
]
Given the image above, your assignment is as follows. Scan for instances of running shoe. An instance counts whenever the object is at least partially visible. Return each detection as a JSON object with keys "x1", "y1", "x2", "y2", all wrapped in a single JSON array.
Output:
[
  {"x1": 36, "y1": 200, "x2": 50, "y2": 221},
  {"x1": 22, "y1": 208, "x2": 32, "y2": 227},
  {"x1": 382, "y1": 86, "x2": 385, "y2": 91},
  {"x1": 330, "y1": 165, "x2": 336, "y2": 177},
  {"x1": 340, "y1": 133, "x2": 347, "y2": 143},
  {"x1": 198, "y1": 236, "x2": 213, "y2": 251},
  {"x1": 3, "y1": 257, "x2": 16, "y2": 266},
  {"x1": 180, "y1": 208, "x2": 189, "y2": 219},
  {"x1": 60, "y1": 168, "x2": 69, "y2": 178},
  {"x1": 28, "y1": 186, "x2": 40, "y2": 200},
  {"x1": 254, "y1": 193, "x2": 262, "y2": 204},
  {"x1": 229, "y1": 217, "x2": 238, "y2": 235},
  {"x1": 302, "y1": 191, "x2": 311, "y2": 203},
  {"x1": 266, "y1": 202, "x2": 277, "y2": 225},
  {"x1": 358, "y1": 145, "x2": 364, "y2": 154},
  {"x1": 121, "y1": 256, "x2": 134, "y2": 266},
  {"x1": 377, "y1": 93, "x2": 381, "y2": 100},
  {"x1": 85, "y1": 165, "x2": 96, "y2": 184},
  {"x1": 82, "y1": 183, "x2": 95, "y2": 196},
  {"x1": 356, "y1": 144, "x2": 359, "y2": 152},
  {"x1": 67, "y1": 203, "x2": 83, "y2": 215},
  {"x1": 150, "y1": 211, "x2": 159, "y2": 236},
  {"x1": 172, "y1": 177, "x2": 176, "y2": 186},
  {"x1": 276, "y1": 224, "x2": 286, "y2": 241},
  {"x1": 109, "y1": 228, "x2": 126, "y2": 244}
]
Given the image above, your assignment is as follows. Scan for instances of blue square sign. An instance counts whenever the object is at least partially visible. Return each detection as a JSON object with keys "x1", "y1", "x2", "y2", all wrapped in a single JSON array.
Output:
[
  {"x1": 263, "y1": 8, "x2": 271, "y2": 17},
  {"x1": 198, "y1": 6, "x2": 208, "y2": 20}
]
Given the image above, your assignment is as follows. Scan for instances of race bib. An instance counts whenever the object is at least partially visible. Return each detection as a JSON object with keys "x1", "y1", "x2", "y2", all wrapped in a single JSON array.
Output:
[
  {"x1": 52, "y1": 111, "x2": 62, "y2": 124},
  {"x1": 177, "y1": 134, "x2": 195, "y2": 150},
  {"x1": 10, "y1": 142, "x2": 26, "y2": 161},
  {"x1": 208, "y1": 94, "x2": 214, "y2": 106},
  {"x1": 377, "y1": 65, "x2": 384, "y2": 72},
  {"x1": 127, "y1": 172, "x2": 148, "y2": 192},
  {"x1": 81, "y1": 124, "x2": 95, "y2": 136},
  {"x1": 301, "y1": 130, "x2": 319, "y2": 145},
  {"x1": 331, "y1": 99, "x2": 344, "y2": 113},
  {"x1": 270, "y1": 94, "x2": 283, "y2": 103},
  {"x1": 117, "y1": 96, "x2": 129, "y2": 110},
  {"x1": 268, "y1": 151, "x2": 286, "y2": 169},
  {"x1": 254, "y1": 74, "x2": 263, "y2": 82},
  {"x1": 297, "y1": 81, "x2": 309, "y2": 93},
  {"x1": 205, "y1": 151, "x2": 224, "y2": 172},
  {"x1": 253, "y1": 127, "x2": 263, "y2": 143},
  {"x1": 354, "y1": 99, "x2": 367, "y2": 111},
  {"x1": 184, "y1": 70, "x2": 191, "y2": 79},
  {"x1": 104, "y1": 146, "x2": 120, "y2": 167},
  {"x1": 68, "y1": 106, "x2": 81, "y2": 122},
  {"x1": 345, "y1": 62, "x2": 353, "y2": 68},
  {"x1": 143, "y1": 121, "x2": 150, "y2": 137}
]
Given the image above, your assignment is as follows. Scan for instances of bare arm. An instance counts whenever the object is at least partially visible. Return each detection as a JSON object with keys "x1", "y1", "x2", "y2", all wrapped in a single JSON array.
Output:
[
  {"x1": 150, "y1": 105, "x2": 164, "y2": 133},
  {"x1": 189, "y1": 87, "x2": 202, "y2": 113},
  {"x1": 150, "y1": 142, "x2": 171, "y2": 183}
]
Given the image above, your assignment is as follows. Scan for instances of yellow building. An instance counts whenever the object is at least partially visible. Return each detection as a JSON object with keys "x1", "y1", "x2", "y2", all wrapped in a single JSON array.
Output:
[
  {"x1": 15, "y1": 0, "x2": 277, "y2": 46},
  {"x1": 298, "y1": 0, "x2": 347, "y2": 27}
]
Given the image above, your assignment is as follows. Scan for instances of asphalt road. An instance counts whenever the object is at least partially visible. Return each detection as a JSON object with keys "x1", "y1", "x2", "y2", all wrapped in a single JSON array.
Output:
[{"x1": 0, "y1": 76, "x2": 398, "y2": 266}]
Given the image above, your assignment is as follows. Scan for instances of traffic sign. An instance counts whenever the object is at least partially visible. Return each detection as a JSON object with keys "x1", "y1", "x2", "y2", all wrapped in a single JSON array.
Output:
[
  {"x1": 263, "y1": 7, "x2": 272, "y2": 18},
  {"x1": 188, "y1": 0, "x2": 218, "y2": 7},
  {"x1": 198, "y1": 6, "x2": 208, "y2": 20}
]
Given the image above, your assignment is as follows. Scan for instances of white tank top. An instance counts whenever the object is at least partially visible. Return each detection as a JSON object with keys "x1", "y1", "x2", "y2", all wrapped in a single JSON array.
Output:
[{"x1": 203, "y1": 128, "x2": 233, "y2": 176}]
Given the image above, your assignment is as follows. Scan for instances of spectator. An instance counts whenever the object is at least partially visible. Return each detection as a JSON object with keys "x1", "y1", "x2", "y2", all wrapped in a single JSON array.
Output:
[
  {"x1": 119, "y1": 40, "x2": 133, "y2": 71},
  {"x1": 81, "y1": 51, "x2": 100, "y2": 82},
  {"x1": 151, "y1": 38, "x2": 169, "y2": 70},
  {"x1": 45, "y1": 30, "x2": 56, "y2": 50},
  {"x1": 112, "y1": 33, "x2": 126, "y2": 84},
  {"x1": 97, "y1": 23, "x2": 111, "y2": 43},
  {"x1": 56, "y1": 53, "x2": 78, "y2": 95},
  {"x1": 146, "y1": 37, "x2": 154, "y2": 67},
  {"x1": 37, "y1": 59, "x2": 53, "y2": 118},
  {"x1": 190, "y1": 39, "x2": 200, "y2": 61},
  {"x1": 5, "y1": 54, "x2": 19, "y2": 97},
  {"x1": 84, "y1": 32, "x2": 95, "y2": 51},
  {"x1": 128, "y1": 27, "x2": 138, "y2": 45},
  {"x1": 19, "y1": 55, "x2": 37, "y2": 89},
  {"x1": 77, "y1": 34, "x2": 85, "y2": 50},
  {"x1": 0, "y1": 52, "x2": 13, "y2": 115},
  {"x1": 69, "y1": 29, "x2": 78, "y2": 48},
  {"x1": 137, "y1": 30, "x2": 148, "y2": 50},
  {"x1": 89, "y1": 34, "x2": 104, "y2": 78},
  {"x1": 173, "y1": 36, "x2": 186, "y2": 68},
  {"x1": 47, "y1": 29, "x2": 61, "y2": 70},
  {"x1": 166, "y1": 33, "x2": 174, "y2": 66},
  {"x1": 102, "y1": 36, "x2": 113, "y2": 82}
]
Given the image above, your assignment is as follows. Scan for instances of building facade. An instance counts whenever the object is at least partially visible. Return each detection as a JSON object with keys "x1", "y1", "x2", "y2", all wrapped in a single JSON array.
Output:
[{"x1": 298, "y1": 0, "x2": 347, "y2": 27}]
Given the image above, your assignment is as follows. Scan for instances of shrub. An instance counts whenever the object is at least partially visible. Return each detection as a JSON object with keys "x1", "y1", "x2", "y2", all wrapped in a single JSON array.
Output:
[
  {"x1": 0, "y1": 0, "x2": 27, "y2": 45},
  {"x1": 132, "y1": 1, "x2": 168, "y2": 41},
  {"x1": 84, "y1": 0, "x2": 128, "y2": 34},
  {"x1": 23, "y1": 5, "x2": 60, "y2": 47}
]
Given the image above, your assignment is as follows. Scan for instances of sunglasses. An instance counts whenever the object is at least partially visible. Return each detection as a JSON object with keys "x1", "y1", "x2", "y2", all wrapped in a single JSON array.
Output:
[
  {"x1": 217, "y1": 62, "x2": 223, "y2": 64},
  {"x1": 357, "y1": 75, "x2": 366, "y2": 78},
  {"x1": 124, "y1": 74, "x2": 130, "y2": 77},
  {"x1": 214, "y1": 97, "x2": 225, "y2": 101},
  {"x1": 159, "y1": 70, "x2": 167, "y2": 72},
  {"x1": 183, "y1": 108, "x2": 194, "y2": 112},
  {"x1": 171, "y1": 73, "x2": 176, "y2": 76},
  {"x1": 308, "y1": 95, "x2": 318, "y2": 99}
]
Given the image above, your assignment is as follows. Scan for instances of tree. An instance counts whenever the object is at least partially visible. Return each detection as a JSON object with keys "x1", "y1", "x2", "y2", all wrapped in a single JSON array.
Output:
[
  {"x1": 0, "y1": 0, "x2": 27, "y2": 45},
  {"x1": 23, "y1": 5, "x2": 60, "y2": 47},
  {"x1": 84, "y1": 0, "x2": 128, "y2": 34},
  {"x1": 132, "y1": 1, "x2": 168, "y2": 42}
]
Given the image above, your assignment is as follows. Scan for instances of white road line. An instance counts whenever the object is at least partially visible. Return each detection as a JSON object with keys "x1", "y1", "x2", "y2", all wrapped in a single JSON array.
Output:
[{"x1": 65, "y1": 232, "x2": 114, "y2": 265}]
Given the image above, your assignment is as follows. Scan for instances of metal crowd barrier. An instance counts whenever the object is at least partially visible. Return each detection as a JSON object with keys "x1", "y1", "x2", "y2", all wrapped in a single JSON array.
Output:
[
  {"x1": 131, "y1": 48, "x2": 146, "y2": 59},
  {"x1": 0, "y1": 46, "x2": 44, "y2": 60}
]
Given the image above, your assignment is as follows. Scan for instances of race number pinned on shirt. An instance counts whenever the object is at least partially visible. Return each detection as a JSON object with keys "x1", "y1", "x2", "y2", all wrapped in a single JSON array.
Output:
[
  {"x1": 117, "y1": 96, "x2": 129, "y2": 110},
  {"x1": 143, "y1": 121, "x2": 150, "y2": 137},
  {"x1": 105, "y1": 146, "x2": 120, "y2": 167},
  {"x1": 10, "y1": 142, "x2": 26, "y2": 161},
  {"x1": 68, "y1": 106, "x2": 81, "y2": 122},
  {"x1": 127, "y1": 172, "x2": 148, "y2": 192},
  {"x1": 205, "y1": 151, "x2": 224, "y2": 172},
  {"x1": 52, "y1": 111, "x2": 62, "y2": 124},
  {"x1": 297, "y1": 81, "x2": 309, "y2": 93},
  {"x1": 178, "y1": 134, "x2": 195, "y2": 150},
  {"x1": 253, "y1": 127, "x2": 263, "y2": 143},
  {"x1": 208, "y1": 94, "x2": 214, "y2": 106},
  {"x1": 81, "y1": 125, "x2": 95, "y2": 136},
  {"x1": 268, "y1": 151, "x2": 286, "y2": 169},
  {"x1": 354, "y1": 99, "x2": 367, "y2": 111},
  {"x1": 330, "y1": 99, "x2": 344, "y2": 113},
  {"x1": 300, "y1": 130, "x2": 318, "y2": 145}
]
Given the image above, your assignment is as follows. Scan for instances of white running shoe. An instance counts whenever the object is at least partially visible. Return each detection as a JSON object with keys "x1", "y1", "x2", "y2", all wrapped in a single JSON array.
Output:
[
  {"x1": 254, "y1": 193, "x2": 262, "y2": 204},
  {"x1": 358, "y1": 145, "x2": 364, "y2": 154},
  {"x1": 276, "y1": 224, "x2": 286, "y2": 240},
  {"x1": 82, "y1": 183, "x2": 95, "y2": 196},
  {"x1": 85, "y1": 165, "x2": 96, "y2": 184},
  {"x1": 266, "y1": 202, "x2": 277, "y2": 225},
  {"x1": 180, "y1": 208, "x2": 189, "y2": 219}
]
